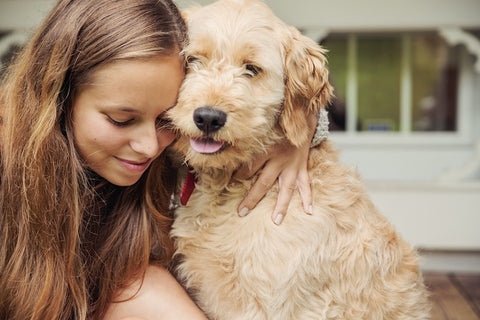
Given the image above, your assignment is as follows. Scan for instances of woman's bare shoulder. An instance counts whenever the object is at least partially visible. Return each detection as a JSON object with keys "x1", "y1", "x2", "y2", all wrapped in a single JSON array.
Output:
[{"x1": 103, "y1": 265, "x2": 207, "y2": 320}]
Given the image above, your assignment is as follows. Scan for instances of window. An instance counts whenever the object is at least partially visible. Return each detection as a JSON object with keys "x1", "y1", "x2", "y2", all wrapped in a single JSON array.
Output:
[{"x1": 322, "y1": 32, "x2": 461, "y2": 134}]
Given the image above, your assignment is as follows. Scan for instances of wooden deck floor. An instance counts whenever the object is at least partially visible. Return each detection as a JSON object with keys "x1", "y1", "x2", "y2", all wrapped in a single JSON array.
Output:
[{"x1": 424, "y1": 272, "x2": 480, "y2": 320}]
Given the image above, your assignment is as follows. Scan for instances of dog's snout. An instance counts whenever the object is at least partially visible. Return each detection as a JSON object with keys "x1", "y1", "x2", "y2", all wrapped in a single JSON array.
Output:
[{"x1": 193, "y1": 107, "x2": 227, "y2": 134}]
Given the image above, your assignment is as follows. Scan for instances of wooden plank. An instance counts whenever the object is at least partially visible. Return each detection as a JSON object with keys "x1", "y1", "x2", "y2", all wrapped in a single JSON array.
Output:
[
  {"x1": 423, "y1": 272, "x2": 479, "y2": 320},
  {"x1": 453, "y1": 273, "x2": 480, "y2": 317}
]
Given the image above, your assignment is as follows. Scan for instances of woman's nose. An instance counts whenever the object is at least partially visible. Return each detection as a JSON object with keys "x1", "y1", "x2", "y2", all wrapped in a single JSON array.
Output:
[
  {"x1": 130, "y1": 125, "x2": 160, "y2": 158},
  {"x1": 130, "y1": 125, "x2": 177, "y2": 158}
]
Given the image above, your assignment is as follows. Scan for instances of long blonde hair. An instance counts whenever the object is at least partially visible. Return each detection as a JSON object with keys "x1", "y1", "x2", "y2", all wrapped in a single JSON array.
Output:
[{"x1": 0, "y1": 0, "x2": 187, "y2": 319}]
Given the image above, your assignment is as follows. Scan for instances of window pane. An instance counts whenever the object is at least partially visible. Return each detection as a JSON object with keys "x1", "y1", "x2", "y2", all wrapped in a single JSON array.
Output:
[
  {"x1": 322, "y1": 36, "x2": 347, "y2": 131},
  {"x1": 411, "y1": 34, "x2": 458, "y2": 131},
  {"x1": 357, "y1": 34, "x2": 401, "y2": 132}
]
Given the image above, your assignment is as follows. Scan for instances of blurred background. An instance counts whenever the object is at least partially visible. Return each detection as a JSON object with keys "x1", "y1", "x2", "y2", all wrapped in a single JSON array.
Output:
[{"x1": 1, "y1": 0, "x2": 479, "y2": 269}]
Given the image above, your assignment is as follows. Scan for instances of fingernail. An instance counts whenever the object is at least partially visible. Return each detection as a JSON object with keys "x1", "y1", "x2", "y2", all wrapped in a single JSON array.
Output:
[
  {"x1": 273, "y1": 212, "x2": 284, "y2": 225},
  {"x1": 238, "y1": 207, "x2": 250, "y2": 217},
  {"x1": 305, "y1": 205, "x2": 313, "y2": 215}
]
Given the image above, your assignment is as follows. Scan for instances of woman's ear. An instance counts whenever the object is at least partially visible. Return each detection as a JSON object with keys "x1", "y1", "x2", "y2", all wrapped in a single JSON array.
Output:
[{"x1": 280, "y1": 26, "x2": 333, "y2": 147}]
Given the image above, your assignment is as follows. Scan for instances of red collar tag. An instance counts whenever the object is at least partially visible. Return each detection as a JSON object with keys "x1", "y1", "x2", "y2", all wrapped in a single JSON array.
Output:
[{"x1": 180, "y1": 170, "x2": 196, "y2": 206}]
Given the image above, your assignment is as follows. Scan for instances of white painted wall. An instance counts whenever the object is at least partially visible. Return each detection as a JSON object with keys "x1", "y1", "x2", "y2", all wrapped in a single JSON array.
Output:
[
  {"x1": 178, "y1": 0, "x2": 480, "y2": 30},
  {"x1": 0, "y1": 1, "x2": 56, "y2": 31},
  {"x1": 3, "y1": 0, "x2": 479, "y2": 31},
  {"x1": 368, "y1": 181, "x2": 480, "y2": 250}
]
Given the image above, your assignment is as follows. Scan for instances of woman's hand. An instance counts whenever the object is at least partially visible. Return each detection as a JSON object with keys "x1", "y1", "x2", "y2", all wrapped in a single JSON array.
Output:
[
  {"x1": 234, "y1": 109, "x2": 329, "y2": 225},
  {"x1": 235, "y1": 140, "x2": 312, "y2": 225}
]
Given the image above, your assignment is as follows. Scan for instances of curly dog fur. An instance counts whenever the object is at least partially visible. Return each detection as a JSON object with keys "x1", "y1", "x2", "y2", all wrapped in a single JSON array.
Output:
[{"x1": 168, "y1": 0, "x2": 431, "y2": 318}]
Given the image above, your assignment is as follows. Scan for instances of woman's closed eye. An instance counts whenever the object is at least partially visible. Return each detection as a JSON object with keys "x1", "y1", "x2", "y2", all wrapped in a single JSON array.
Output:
[
  {"x1": 107, "y1": 115, "x2": 134, "y2": 127},
  {"x1": 105, "y1": 113, "x2": 172, "y2": 130}
]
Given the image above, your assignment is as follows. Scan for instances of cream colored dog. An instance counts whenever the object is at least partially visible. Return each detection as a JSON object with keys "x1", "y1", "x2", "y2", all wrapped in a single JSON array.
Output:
[{"x1": 169, "y1": 0, "x2": 430, "y2": 319}]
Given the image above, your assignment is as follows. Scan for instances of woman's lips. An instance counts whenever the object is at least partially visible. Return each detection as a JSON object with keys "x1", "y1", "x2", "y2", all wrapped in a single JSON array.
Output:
[{"x1": 116, "y1": 157, "x2": 151, "y2": 173}]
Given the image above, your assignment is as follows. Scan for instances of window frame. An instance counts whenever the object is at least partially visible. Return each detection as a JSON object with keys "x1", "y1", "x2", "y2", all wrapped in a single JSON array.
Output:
[{"x1": 322, "y1": 31, "x2": 477, "y2": 147}]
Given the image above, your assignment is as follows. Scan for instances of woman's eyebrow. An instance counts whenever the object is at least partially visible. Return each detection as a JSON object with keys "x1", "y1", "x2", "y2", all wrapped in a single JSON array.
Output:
[{"x1": 103, "y1": 105, "x2": 141, "y2": 114}]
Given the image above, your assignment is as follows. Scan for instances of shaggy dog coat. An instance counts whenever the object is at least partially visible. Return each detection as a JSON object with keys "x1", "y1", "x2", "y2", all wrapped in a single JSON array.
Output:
[{"x1": 169, "y1": 0, "x2": 431, "y2": 319}]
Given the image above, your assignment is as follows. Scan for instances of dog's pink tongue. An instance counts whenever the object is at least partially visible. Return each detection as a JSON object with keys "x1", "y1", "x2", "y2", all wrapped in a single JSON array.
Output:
[{"x1": 190, "y1": 138, "x2": 224, "y2": 154}]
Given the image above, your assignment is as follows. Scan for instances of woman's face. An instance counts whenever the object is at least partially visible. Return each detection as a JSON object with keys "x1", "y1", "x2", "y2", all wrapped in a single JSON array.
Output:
[{"x1": 72, "y1": 54, "x2": 184, "y2": 186}]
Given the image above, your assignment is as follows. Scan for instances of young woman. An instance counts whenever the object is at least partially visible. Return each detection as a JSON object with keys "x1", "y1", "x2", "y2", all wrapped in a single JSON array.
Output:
[{"x1": 0, "y1": 0, "x2": 316, "y2": 319}]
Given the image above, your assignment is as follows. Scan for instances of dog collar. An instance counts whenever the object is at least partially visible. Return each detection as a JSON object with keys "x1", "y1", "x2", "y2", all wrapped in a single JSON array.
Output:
[
  {"x1": 311, "y1": 108, "x2": 329, "y2": 147},
  {"x1": 180, "y1": 170, "x2": 196, "y2": 206}
]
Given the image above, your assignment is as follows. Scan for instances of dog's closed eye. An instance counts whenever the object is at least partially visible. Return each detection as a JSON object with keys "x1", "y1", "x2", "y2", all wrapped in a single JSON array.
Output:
[
  {"x1": 185, "y1": 55, "x2": 203, "y2": 69},
  {"x1": 244, "y1": 63, "x2": 262, "y2": 77}
]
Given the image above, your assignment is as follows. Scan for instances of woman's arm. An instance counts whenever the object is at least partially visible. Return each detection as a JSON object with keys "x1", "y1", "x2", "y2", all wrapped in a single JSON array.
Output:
[{"x1": 103, "y1": 265, "x2": 207, "y2": 320}]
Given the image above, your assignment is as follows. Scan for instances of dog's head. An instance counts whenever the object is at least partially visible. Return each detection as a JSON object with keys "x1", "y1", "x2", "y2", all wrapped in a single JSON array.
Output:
[{"x1": 168, "y1": 0, "x2": 333, "y2": 171}]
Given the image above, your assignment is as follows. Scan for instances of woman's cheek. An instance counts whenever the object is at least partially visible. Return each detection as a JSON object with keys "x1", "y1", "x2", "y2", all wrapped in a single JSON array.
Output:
[{"x1": 158, "y1": 129, "x2": 177, "y2": 150}]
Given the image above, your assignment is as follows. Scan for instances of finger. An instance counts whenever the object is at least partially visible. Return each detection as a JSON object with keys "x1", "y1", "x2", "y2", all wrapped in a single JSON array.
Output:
[
  {"x1": 234, "y1": 151, "x2": 269, "y2": 180},
  {"x1": 237, "y1": 165, "x2": 280, "y2": 216},
  {"x1": 296, "y1": 170, "x2": 312, "y2": 214},
  {"x1": 271, "y1": 174, "x2": 297, "y2": 225}
]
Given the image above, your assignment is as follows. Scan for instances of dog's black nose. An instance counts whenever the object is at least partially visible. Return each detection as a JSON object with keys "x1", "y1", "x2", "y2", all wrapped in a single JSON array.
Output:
[{"x1": 193, "y1": 107, "x2": 227, "y2": 134}]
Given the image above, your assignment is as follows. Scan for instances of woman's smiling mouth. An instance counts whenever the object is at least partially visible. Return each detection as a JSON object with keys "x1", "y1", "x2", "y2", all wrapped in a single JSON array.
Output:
[{"x1": 116, "y1": 157, "x2": 152, "y2": 172}]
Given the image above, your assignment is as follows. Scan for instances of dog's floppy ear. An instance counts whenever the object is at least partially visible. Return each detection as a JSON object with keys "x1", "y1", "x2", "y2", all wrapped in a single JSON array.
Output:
[{"x1": 280, "y1": 26, "x2": 333, "y2": 147}]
